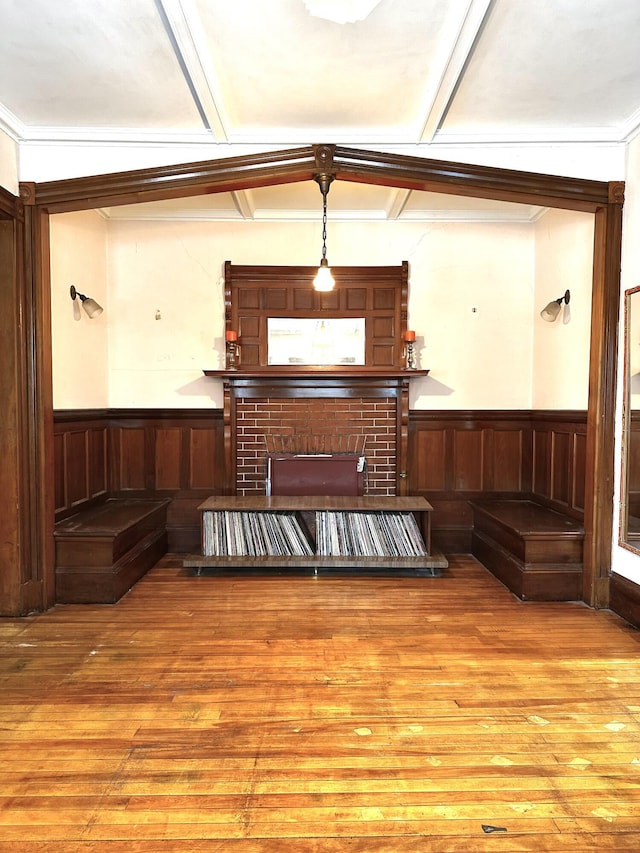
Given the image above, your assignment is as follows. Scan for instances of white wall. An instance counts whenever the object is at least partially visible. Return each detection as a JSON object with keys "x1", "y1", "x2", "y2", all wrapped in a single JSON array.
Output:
[
  {"x1": 18, "y1": 140, "x2": 626, "y2": 185},
  {"x1": 103, "y1": 218, "x2": 536, "y2": 409},
  {"x1": 532, "y1": 209, "x2": 594, "y2": 409},
  {"x1": 49, "y1": 213, "x2": 594, "y2": 412},
  {"x1": 50, "y1": 210, "x2": 109, "y2": 408},
  {"x1": 612, "y1": 133, "x2": 640, "y2": 583}
]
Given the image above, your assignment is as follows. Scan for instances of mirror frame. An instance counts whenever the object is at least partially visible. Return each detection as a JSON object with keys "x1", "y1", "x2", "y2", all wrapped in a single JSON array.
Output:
[{"x1": 620, "y1": 284, "x2": 640, "y2": 553}]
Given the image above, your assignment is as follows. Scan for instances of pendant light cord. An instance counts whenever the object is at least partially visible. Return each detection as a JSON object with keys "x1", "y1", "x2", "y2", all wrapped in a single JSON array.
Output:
[{"x1": 321, "y1": 189, "x2": 328, "y2": 262}]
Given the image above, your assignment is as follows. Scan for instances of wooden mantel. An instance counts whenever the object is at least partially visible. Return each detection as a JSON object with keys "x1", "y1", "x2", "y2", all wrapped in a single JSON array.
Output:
[
  {"x1": 203, "y1": 369, "x2": 429, "y2": 497},
  {"x1": 203, "y1": 368, "x2": 429, "y2": 380}
]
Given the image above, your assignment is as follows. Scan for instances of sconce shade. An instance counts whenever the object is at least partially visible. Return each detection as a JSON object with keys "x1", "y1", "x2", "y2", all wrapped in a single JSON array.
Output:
[
  {"x1": 540, "y1": 289, "x2": 570, "y2": 322},
  {"x1": 70, "y1": 285, "x2": 103, "y2": 318}
]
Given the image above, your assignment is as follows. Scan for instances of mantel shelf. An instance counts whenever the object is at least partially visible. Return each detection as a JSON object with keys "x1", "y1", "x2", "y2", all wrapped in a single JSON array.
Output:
[{"x1": 203, "y1": 368, "x2": 430, "y2": 380}]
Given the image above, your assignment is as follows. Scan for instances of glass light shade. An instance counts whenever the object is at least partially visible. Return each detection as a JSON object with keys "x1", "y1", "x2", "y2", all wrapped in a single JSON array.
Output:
[
  {"x1": 540, "y1": 300, "x2": 562, "y2": 322},
  {"x1": 313, "y1": 259, "x2": 335, "y2": 292},
  {"x1": 82, "y1": 298, "x2": 103, "y2": 318}
]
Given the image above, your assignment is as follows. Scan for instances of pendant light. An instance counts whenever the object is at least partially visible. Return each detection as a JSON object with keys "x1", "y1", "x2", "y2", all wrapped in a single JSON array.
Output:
[{"x1": 313, "y1": 173, "x2": 335, "y2": 292}]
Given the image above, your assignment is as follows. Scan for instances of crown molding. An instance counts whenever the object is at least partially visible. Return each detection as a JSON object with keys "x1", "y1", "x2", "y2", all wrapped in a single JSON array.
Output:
[{"x1": 0, "y1": 103, "x2": 24, "y2": 142}]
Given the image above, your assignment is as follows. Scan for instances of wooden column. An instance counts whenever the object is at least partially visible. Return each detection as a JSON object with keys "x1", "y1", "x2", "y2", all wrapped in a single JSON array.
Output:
[
  {"x1": 0, "y1": 186, "x2": 54, "y2": 615},
  {"x1": 583, "y1": 182, "x2": 624, "y2": 608}
]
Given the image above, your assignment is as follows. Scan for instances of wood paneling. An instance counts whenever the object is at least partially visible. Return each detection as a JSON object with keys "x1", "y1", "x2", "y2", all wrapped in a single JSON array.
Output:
[
  {"x1": 53, "y1": 415, "x2": 109, "y2": 520},
  {"x1": 155, "y1": 427, "x2": 182, "y2": 489},
  {"x1": 530, "y1": 413, "x2": 587, "y2": 518},
  {"x1": 453, "y1": 429, "x2": 484, "y2": 491},
  {"x1": 55, "y1": 408, "x2": 587, "y2": 558},
  {"x1": 412, "y1": 428, "x2": 447, "y2": 490},
  {"x1": 492, "y1": 429, "x2": 523, "y2": 490},
  {"x1": 225, "y1": 261, "x2": 408, "y2": 372},
  {"x1": 114, "y1": 426, "x2": 146, "y2": 490},
  {"x1": 409, "y1": 411, "x2": 586, "y2": 552},
  {"x1": 54, "y1": 410, "x2": 225, "y2": 551},
  {"x1": 189, "y1": 427, "x2": 218, "y2": 490}
]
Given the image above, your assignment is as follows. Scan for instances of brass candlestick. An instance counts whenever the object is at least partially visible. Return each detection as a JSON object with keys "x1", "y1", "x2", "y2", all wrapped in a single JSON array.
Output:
[
  {"x1": 404, "y1": 339, "x2": 416, "y2": 370},
  {"x1": 226, "y1": 332, "x2": 240, "y2": 370},
  {"x1": 403, "y1": 331, "x2": 416, "y2": 370}
]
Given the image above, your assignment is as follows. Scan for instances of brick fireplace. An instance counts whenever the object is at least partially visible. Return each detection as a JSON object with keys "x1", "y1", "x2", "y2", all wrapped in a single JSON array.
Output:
[{"x1": 210, "y1": 371, "x2": 412, "y2": 497}]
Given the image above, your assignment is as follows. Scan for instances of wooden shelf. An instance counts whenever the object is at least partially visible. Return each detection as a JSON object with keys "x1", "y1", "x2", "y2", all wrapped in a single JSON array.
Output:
[
  {"x1": 185, "y1": 495, "x2": 448, "y2": 576},
  {"x1": 197, "y1": 495, "x2": 434, "y2": 512},
  {"x1": 203, "y1": 368, "x2": 429, "y2": 379},
  {"x1": 184, "y1": 553, "x2": 447, "y2": 574}
]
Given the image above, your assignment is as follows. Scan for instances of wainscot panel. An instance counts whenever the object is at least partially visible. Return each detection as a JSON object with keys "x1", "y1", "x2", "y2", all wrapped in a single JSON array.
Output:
[
  {"x1": 56, "y1": 409, "x2": 586, "y2": 556},
  {"x1": 54, "y1": 409, "x2": 225, "y2": 551},
  {"x1": 408, "y1": 411, "x2": 587, "y2": 552}
]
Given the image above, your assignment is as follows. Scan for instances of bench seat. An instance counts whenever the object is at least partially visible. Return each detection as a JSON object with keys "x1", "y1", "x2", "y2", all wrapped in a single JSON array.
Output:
[
  {"x1": 55, "y1": 498, "x2": 170, "y2": 604},
  {"x1": 469, "y1": 499, "x2": 584, "y2": 601}
]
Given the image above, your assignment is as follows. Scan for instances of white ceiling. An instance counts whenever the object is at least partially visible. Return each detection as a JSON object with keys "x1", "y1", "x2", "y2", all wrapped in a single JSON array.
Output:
[{"x1": 1, "y1": 0, "x2": 639, "y2": 222}]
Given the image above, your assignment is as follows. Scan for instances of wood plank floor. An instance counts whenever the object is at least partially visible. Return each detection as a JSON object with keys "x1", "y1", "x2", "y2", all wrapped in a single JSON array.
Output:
[{"x1": 1, "y1": 555, "x2": 640, "y2": 851}]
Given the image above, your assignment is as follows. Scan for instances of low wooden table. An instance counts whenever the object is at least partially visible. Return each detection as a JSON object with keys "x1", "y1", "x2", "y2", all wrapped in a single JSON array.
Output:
[{"x1": 184, "y1": 495, "x2": 447, "y2": 575}]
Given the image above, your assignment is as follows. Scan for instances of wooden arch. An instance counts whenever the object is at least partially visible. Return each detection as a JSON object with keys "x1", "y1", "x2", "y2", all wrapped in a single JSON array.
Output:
[{"x1": 2, "y1": 144, "x2": 623, "y2": 613}]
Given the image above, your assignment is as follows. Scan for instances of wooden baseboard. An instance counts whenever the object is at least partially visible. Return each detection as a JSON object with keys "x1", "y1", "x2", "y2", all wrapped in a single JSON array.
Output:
[{"x1": 609, "y1": 572, "x2": 640, "y2": 628}]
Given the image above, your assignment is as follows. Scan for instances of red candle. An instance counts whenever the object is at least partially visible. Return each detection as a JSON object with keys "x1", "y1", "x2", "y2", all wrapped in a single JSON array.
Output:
[
  {"x1": 404, "y1": 330, "x2": 416, "y2": 342},
  {"x1": 226, "y1": 330, "x2": 238, "y2": 342}
]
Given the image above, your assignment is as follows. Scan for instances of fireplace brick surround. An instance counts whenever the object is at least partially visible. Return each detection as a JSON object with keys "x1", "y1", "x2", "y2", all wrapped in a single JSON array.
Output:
[
  {"x1": 236, "y1": 395, "x2": 397, "y2": 495},
  {"x1": 207, "y1": 371, "x2": 416, "y2": 497}
]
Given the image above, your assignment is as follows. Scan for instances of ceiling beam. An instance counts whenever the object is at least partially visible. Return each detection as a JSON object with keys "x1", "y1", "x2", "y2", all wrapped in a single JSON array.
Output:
[
  {"x1": 418, "y1": 0, "x2": 493, "y2": 143},
  {"x1": 155, "y1": 0, "x2": 228, "y2": 141}
]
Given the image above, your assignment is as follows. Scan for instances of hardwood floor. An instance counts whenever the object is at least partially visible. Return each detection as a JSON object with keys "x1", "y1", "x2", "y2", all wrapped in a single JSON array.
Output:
[{"x1": 1, "y1": 555, "x2": 640, "y2": 851}]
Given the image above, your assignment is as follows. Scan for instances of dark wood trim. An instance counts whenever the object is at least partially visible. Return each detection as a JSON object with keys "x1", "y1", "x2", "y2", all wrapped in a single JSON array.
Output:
[
  {"x1": 204, "y1": 369, "x2": 428, "y2": 379},
  {"x1": 26, "y1": 147, "x2": 320, "y2": 213},
  {"x1": 0, "y1": 184, "x2": 23, "y2": 220},
  {"x1": 583, "y1": 199, "x2": 624, "y2": 607},
  {"x1": 54, "y1": 407, "x2": 221, "y2": 423},
  {"x1": 24, "y1": 145, "x2": 611, "y2": 215},
  {"x1": 0, "y1": 191, "x2": 55, "y2": 614},
  {"x1": 609, "y1": 572, "x2": 640, "y2": 629},
  {"x1": 409, "y1": 409, "x2": 588, "y2": 424}
]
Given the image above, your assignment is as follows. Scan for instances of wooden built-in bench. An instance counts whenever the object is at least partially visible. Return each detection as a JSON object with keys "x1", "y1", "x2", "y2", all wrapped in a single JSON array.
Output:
[
  {"x1": 469, "y1": 499, "x2": 584, "y2": 601},
  {"x1": 54, "y1": 498, "x2": 171, "y2": 604}
]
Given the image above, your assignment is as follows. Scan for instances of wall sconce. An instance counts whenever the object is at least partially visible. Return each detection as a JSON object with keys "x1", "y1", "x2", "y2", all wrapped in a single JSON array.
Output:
[
  {"x1": 540, "y1": 289, "x2": 570, "y2": 323},
  {"x1": 70, "y1": 285, "x2": 103, "y2": 319},
  {"x1": 226, "y1": 330, "x2": 240, "y2": 370},
  {"x1": 403, "y1": 330, "x2": 416, "y2": 370},
  {"x1": 312, "y1": 173, "x2": 335, "y2": 292}
]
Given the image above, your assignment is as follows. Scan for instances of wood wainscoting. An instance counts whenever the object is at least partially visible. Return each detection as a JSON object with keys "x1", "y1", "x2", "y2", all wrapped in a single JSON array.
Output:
[
  {"x1": 55, "y1": 408, "x2": 587, "y2": 557},
  {"x1": 54, "y1": 409, "x2": 225, "y2": 552},
  {"x1": 408, "y1": 410, "x2": 587, "y2": 552}
]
